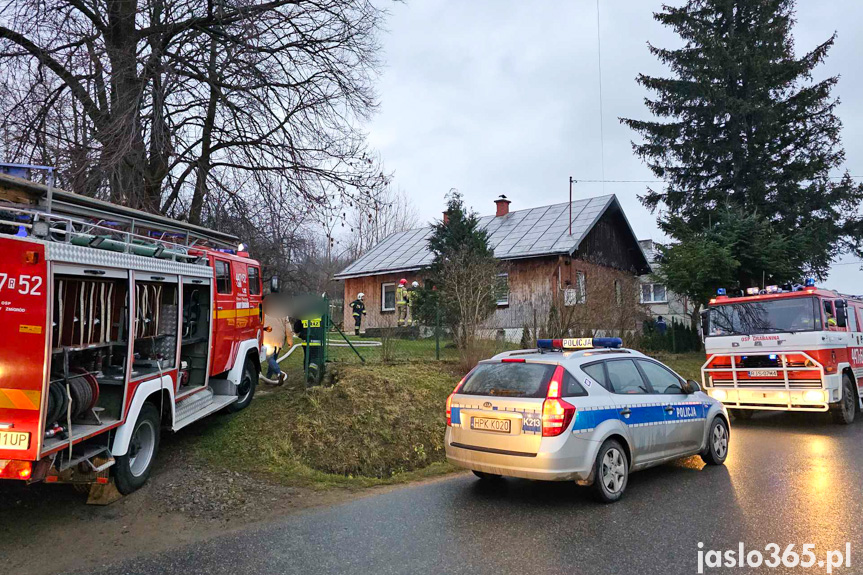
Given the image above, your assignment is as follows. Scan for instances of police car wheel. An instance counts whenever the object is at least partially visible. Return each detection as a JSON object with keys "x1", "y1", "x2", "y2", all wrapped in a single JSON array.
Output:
[
  {"x1": 591, "y1": 439, "x2": 628, "y2": 503},
  {"x1": 701, "y1": 417, "x2": 729, "y2": 466},
  {"x1": 472, "y1": 470, "x2": 502, "y2": 481},
  {"x1": 227, "y1": 359, "x2": 256, "y2": 413},
  {"x1": 729, "y1": 409, "x2": 753, "y2": 421},
  {"x1": 831, "y1": 374, "x2": 857, "y2": 425}
]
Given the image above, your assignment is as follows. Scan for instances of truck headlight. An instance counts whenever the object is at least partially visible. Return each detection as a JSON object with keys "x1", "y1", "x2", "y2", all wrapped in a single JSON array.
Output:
[
  {"x1": 803, "y1": 390, "x2": 826, "y2": 403},
  {"x1": 710, "y1": 389, "x2": 727, "y2": 402}
]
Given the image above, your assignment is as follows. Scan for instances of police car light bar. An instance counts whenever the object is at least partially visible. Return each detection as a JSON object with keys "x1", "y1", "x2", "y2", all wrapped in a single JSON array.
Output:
[{"x1": 537, "y1": 337, "x2": 623, "y2": 350}]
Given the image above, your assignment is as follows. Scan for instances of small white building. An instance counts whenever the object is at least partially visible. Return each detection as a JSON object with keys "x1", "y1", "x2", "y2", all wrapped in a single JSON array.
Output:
[{"x1": 638, "y1": 239, "x2": 694, "y2": 326}]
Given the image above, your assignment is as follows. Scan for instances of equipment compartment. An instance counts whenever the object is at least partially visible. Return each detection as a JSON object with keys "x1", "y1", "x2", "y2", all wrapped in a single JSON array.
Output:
[
  {"x1": 132, "y1": 280, "x2": 179, "y2": 378},
  {"x1": 44, "y1": 275, "x2": 130, "y2": 454}
]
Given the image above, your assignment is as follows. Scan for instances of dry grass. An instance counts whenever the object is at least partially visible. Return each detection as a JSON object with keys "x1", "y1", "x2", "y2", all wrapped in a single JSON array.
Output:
[{"x1": 197, "y1": 361, "x2": 463, "y2": 488}]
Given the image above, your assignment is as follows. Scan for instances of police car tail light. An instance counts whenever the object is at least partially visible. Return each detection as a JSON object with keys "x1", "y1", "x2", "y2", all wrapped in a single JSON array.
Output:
[
  {"x1": 542, "y1": 365, "x2": 575, "y2": 437},
  {"x1": 446, "y1": 376, "x2": 467, "y2": 426}
]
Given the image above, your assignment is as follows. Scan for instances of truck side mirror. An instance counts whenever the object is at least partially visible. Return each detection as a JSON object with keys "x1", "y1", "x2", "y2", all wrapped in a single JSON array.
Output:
[
  {"x1": 270, "y1": 276, "x2": 279, "y2": 294},
  {"x1": 700, "y1": 310, "x2": 709, "y2": 340}
]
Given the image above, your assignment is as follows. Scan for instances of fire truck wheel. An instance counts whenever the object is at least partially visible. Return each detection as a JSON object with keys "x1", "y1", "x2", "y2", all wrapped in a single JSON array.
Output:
[
  {"x1": 831, "y1": 374, "x2": 857, "y2": 425},
  {"x1": 114, "y1": 402, "x2": 161, "y2": 495},
  {"x1": 729, "y1": 409, "x2": 753, "y2": 421},
  {"x1": 227, "y1": 359, "x2": 256, "y2": 413},
  {"x1": 700, "y1": 417, "x2": 729, "y2": 466}
]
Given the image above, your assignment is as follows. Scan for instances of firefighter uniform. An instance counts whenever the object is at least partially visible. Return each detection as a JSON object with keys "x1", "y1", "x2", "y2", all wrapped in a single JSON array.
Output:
[
  {"x1": 350, "y1": 297, "x2": 366, "y2": 335},
  {"x1": 396, "y1": 282, "x2": 409, "y2": 326},
  {"x1": 407, "y1": 282, "x2": 419, "y2": 326}
]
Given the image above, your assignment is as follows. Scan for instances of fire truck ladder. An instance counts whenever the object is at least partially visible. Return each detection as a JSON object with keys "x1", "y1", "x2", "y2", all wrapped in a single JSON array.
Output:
[{"x1": 0, "y1": 166, "x2": 239, "y2": 256}]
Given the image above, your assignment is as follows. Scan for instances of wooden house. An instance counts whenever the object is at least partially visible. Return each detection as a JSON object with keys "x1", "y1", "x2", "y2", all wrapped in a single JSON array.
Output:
[{"x1": 334, "y1": 195, "x2": 651, "y2": 339}]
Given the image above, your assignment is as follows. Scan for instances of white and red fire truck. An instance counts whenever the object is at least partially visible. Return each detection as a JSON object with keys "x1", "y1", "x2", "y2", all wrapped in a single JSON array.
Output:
[
  {"x1": 701, "y1": 281, "x2": 863, "y2": 424},
  {"x1": 0, "y1": 171, "x2": 263, "y2": 496}
]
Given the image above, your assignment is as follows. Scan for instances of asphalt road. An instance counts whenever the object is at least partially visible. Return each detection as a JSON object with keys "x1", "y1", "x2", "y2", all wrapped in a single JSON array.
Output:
[{"x1": 82, "y1": 411, "x2": 863, "y2": 575}]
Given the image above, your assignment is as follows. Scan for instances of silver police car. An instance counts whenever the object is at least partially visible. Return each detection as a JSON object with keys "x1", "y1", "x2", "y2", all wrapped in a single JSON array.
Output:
[{"x1": 445, "y1": 338, "x2": 729, "y2": 502}]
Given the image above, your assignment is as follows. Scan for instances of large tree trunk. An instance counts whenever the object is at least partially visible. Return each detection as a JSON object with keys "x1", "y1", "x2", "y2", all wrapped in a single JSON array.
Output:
[
  {"x1": 190, "y1": 35, "x2": 220, "y2": 225},
  {"x1": 105, "y1": 0, "x2": 150, "y2": 209}
]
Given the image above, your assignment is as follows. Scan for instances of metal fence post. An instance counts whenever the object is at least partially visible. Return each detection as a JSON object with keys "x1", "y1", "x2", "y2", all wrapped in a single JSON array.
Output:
[{"x1": 435, "y1": 302, "x2": 441, "y2": 361}]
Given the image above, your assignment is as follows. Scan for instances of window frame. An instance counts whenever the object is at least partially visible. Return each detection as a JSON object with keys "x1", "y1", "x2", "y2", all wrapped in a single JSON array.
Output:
[
  {"x1": 641, "y1": 283, "x2": 668, "y2": 304},
  {"x1": 635, "y1": 359, "x2": 685, "y2": 395},
  {"x1": 575, "y1": 270, "x2": 586, "y2": 304},
  {"x1": 381, "y1": 282, "x2": 396, "y2": 312},
  {"x1": 495, "y1": 272, "x2": 510, "y2": 307},
  {"x1": 248, "y1": 266, "x2": 261, "y2": 296},
  {"x1": 215, "y1": 259, "x2": 232, "y2": 295}
]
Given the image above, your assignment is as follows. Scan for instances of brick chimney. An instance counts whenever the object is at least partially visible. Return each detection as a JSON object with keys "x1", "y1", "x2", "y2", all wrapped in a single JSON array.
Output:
[
  {"x1": 494, "y1": 195, "x2": 511, "y2": 217},
  {"x1": 442, "y1": 210, "x2": 450, "y2": 225}
]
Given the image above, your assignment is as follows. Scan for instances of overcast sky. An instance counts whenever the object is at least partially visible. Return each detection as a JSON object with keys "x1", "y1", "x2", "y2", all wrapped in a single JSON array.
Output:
[{"x1": 365, "y1": 0, "x2": 863, "y2": 293}]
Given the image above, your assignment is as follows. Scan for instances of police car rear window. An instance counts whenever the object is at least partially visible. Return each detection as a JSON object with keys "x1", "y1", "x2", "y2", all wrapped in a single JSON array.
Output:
[{"x1": 460, "y1": 363, "x2": 556, "y2": 398}]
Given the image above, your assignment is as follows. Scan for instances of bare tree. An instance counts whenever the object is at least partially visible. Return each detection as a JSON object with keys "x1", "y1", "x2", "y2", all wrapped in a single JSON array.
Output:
[
  {"x1": 344, "y1": 184, "x2": 419, "y2": 257},
  {"x1": 0, "y1": 0, "x2": 390, "y2": 224},
  {"x1": 438, "y1": 247, "x2": 499, "y2": 371}
]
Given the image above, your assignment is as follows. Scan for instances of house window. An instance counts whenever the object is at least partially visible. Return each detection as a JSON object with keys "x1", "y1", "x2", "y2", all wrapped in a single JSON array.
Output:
[
  {"x1": 564, "y1": 271, "x2": 587, "y2": 306},
  {"x1": 495, "y1": 273, "x2": 509, "y2": 306},
  {"x1": 576, "y1": 271, "x2": 586, "y2": 304},
  {"x1": 381, "y1": 282, "x2": 396, "y2": 311},
  {"x1": 641, "y1": 283, "x2": 667, "y2": 303}
]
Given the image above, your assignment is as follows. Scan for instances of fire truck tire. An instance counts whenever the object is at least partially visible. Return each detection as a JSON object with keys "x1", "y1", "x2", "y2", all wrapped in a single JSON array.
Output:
[
  {"x1": 227, "y1": 358, "x2": 256, "y2": 413},
  {"x1": 700, "y1": 417, "x2": 729, "y2": 466},
  {"x1": 113, "y1": 402, "x2": 161, "y2": 495},
  {"x1": 729, "y1": 409, "x2": 753, "y2": 421},
  {"x1": 831, "y1": 374, "x2": 857, "y2": 425}
]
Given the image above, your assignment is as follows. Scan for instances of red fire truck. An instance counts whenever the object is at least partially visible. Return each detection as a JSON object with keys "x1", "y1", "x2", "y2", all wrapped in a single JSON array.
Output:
[
  {"x1": 701, "y1": 281, "x2": 863, "y2": 424},
  {"x1": 0, "y1": 171, "x2": 263, "y2": 496}
]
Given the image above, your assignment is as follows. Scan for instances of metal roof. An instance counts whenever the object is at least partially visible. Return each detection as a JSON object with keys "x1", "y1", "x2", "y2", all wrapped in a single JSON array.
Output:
[{"x1": 337, "y1": 194, "x2": 647, "y2": 279}]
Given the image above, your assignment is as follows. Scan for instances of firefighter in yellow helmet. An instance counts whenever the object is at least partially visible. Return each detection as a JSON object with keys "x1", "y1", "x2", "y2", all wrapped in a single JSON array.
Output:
[
  {"x1": 408, "y1": 280, "x2": 420, "y2": 326},
  {"x1": 396, "y1": 278, "x2": 409, "y2": 327}
]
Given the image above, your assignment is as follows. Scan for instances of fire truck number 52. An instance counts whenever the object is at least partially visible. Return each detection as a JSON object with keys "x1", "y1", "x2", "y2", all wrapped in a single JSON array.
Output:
[{"x1": 0, "y1": 273, "x2": 43, "y2": 296}]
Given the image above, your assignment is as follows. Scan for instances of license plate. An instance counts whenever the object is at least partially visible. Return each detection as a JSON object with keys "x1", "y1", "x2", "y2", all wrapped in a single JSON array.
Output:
[
  {"x1": 471, "y1": 417, "x2": 511, "y2": 433},
  {"x1": 748, "y1": 369, "x2": 778, "y2": 377},
  {"x1": 0, "y1": 431, "x2": 30, "y2": 451}
]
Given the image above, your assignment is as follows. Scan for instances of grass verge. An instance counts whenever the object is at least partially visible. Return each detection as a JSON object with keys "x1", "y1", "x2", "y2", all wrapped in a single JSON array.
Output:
[{"x1": 197, "y1": 360, "x2": 463, "y2": 489}]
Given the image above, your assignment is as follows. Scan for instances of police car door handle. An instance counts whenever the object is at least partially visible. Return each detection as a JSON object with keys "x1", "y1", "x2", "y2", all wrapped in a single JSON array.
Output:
[
  {"x1": 664, "y1": 406, "x2": 674, "y2": 413},
  {"x1": 619, "y1": 408, "x2": 631, "y2": 417}
]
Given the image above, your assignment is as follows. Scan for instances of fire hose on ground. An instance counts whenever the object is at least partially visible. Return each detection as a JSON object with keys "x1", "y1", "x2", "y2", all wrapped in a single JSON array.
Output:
[{"x1": 257, "y1": 340, "x2": 383, "y2": 385}]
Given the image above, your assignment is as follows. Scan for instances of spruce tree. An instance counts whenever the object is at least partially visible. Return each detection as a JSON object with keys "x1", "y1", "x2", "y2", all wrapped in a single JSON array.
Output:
[{"x1": 622, "y1": 0, "x2": 863, "y2": 281}]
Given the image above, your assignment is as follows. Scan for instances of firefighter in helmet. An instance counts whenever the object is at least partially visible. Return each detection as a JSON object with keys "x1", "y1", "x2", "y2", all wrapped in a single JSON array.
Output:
[
  {"x1": 350, "y1": 292, "x2": 366, "y2": 336},
  {"x1": 408, "y1": 281, "x2": 420, "y2": 326},
  {"x1": 396, "y1": 278, "x2": 409, "y2": 327}
]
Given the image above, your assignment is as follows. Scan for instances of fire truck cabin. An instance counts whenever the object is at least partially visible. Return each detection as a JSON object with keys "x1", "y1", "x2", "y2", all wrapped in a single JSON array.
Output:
[{"x1": 702, "y1": 282, "x2": 863, "y2": 424}]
